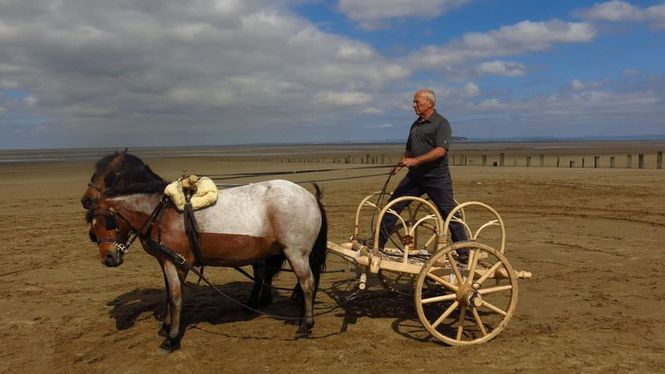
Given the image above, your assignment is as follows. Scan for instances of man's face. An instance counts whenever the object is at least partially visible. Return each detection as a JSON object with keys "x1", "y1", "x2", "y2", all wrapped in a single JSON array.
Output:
[{"x1": 412, "y1": 93, "x2": 432, "y2": 117}]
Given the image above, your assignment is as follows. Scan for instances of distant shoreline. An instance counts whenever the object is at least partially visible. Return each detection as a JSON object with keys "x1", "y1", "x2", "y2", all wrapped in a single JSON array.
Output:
[
  {"x1": 1, "y1": 139, "x2": 665, "y2": 166},
  {"x1": 2, "y1": 136, "x2": 665, "y2": 152}
]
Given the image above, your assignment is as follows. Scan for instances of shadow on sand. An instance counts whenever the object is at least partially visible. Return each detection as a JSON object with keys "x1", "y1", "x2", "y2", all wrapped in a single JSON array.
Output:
[
  {"x1": 106, "y1": 275, "x2": 449, "y2": 344},
  {"x1": 323, "y1": 276, "x2": 444, "y2": 344},
  {"x1": 106, "y1": 280, "x2": 303, "y2": 332}
]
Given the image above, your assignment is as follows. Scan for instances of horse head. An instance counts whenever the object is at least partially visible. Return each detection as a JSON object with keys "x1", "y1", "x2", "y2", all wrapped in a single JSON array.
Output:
[
  {"x1": 81, "y1": 150, "x2": 127, "y2": 210},
  {"x1": 86, "y1": 200, "x2": 133, "y2": 267},
  {"x1": 80, "y1": 149, "x2": 166, "y2": 209}
]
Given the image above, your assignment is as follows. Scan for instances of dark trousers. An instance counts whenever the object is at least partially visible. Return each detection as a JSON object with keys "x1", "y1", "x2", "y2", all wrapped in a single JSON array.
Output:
[{"x1": 378, "y1": 172, "x2": 468, "y2": 248}]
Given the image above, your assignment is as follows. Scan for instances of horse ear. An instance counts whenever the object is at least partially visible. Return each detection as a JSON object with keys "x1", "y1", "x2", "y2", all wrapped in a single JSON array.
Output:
[{"x1": 122, "y1": 148, "x2": 128, "y2": 154}]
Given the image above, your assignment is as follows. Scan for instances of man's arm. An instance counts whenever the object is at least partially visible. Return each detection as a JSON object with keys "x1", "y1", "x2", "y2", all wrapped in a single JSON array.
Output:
[
  {"x1": 391, "y1": 151, "x2": 410, "y2": 174},
  {"x1": 401, "y1": 146, "x2": 446, "y2": 167}
]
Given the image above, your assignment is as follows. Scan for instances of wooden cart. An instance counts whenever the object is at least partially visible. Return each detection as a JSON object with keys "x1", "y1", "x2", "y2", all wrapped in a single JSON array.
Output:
[{"x1": 327, "y1": 193, "x2": 531, "y2": 346}]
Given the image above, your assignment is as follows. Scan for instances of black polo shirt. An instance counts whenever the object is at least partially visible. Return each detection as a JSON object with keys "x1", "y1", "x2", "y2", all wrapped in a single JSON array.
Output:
[{"x1": 405, "y1": 111, "x2": 451, "y2": 177}]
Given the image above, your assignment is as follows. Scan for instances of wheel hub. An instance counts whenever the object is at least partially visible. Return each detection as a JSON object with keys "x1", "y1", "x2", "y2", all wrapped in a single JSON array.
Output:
[{"x1": 457, "y1": 282, "x2": 482, "y2": 307}]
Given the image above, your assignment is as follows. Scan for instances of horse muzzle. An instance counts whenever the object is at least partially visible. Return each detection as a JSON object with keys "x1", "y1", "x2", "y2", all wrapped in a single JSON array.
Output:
[
  {"x1": 101, "y1": 248, "x2": 124, "y2": 267},
  {"x1": 81, "y1": 196, "x2": 98, "y2": 210}
]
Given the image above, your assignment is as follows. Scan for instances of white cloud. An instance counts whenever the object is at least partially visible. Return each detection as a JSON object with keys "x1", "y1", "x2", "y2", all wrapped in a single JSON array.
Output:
[
  {"x1": 478, "y1": 98, "x2": 504, "y2": 108},
  {"x1": 314, "y1": 90, "x2": 372, "y2": 106},
  {"x1": 467, "y1": 80, "x2": 663, "y2": 123},
  {"x1": 576, "y1": 1, "x2": 665, "y2": 28},
  {"x1": 570, "y1": 79, "x2": 586, "y2": 91},
  {"x1": 622, "y1": 68, "x2": 639, "y2": 77},
  {"x1": 338, "y1": 0, "x2": 471, "y2": 29},
  {"x1": 0, "y1": 1, "x2": 662, "y2": 147},
  {"x1": 23, "y1": 95, "x2": 37, "y2": 107},
  {"x1": 338, "y1": 0, "x2": 470, "y2": 20},
  {"x1": 578, "y1": 0, "x2": 644, "y2": 21},
  {"x1": 367, "y1": 123, "x2": 393, "y2": 129},
  {"x1": 407, "y1": 20, "x2": 595, "y2": 70},
  {"x1": 0, "y1": 0, "x2": 411, "y2": 146},
  {"x1": 475, "y1": 60, "x2": 527, "y2": 76},
  {"x1": 462, "y1": 82, "x2": 480, "y2": 97}
]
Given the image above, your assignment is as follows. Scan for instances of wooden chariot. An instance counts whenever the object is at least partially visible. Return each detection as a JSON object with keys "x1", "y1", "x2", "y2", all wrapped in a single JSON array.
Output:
[{"x1": 327, "y1": 193, "x2": 532, "y2": 346}]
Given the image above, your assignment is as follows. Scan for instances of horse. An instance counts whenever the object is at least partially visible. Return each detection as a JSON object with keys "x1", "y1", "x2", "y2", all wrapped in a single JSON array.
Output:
[
  {"x1": 82, "y1": 151, "x2": 328, "y2": 353},
  {"x1": 81, "y1": 148, "x2": 286, "y2": 312}
]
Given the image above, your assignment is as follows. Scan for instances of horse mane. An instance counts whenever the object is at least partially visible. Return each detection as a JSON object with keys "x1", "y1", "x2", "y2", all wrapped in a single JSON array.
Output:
[{"x1": 94, "y1": 150, "x2": 167, "y2": 197}]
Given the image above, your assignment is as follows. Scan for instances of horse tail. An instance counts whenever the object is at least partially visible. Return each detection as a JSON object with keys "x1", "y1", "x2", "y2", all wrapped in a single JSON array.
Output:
[
  {"x1": 291, "y1": 183, "x2": 328, "y2": 305},
  {"x1": 310, "y1": 183, "x2": 328, "y2": 291}
]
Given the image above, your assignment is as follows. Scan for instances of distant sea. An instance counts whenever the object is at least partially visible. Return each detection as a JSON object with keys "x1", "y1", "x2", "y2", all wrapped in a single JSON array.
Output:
[
  {"x1": 1, "y1": 139, "x2": 665, "y2": 164},
  {"x1": 0, "y1": 144, "x2": 403, "y2": 163}
]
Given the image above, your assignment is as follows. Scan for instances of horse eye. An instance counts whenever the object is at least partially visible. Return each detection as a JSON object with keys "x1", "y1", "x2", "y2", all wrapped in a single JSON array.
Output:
[
  {"x1": 89, "y1": 231, "x2": 97, "y2": 243},
  {"x1": 104, "y1": 173, "x2": 117, "y2": 187},
  {"x1": 103, "y1": 216, "x2": 116, "y2": 230}
]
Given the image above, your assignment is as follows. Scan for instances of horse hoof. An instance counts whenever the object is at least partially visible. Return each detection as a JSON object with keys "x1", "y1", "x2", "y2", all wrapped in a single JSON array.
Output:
[
  {"x1": 157, "y1": 324, "x2": 170, "y2": 338},
  {"x1": 294, "y1": 328, "x2": 311, "y2": 339},
  {"x1": 158, "y1": 338, "x2": 181, "y2": 354},
  {"x1": 258, "y1": 293, "x2": 273, "y2": 307}
]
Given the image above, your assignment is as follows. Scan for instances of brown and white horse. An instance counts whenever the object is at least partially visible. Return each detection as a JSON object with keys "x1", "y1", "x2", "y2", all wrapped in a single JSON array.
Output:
[{"x1": 82, "y1": 151, "x2": 327, "y2": 352}]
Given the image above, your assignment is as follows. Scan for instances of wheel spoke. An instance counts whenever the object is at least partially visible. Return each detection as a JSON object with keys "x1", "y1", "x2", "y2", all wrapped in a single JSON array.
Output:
[
  {"x1": 431, "y1": 301, "x2": 459, "y2": 329},
  {"x1": 471, "y1": 307, "x2": 488, "y2": 336},
  {"x1": 479, "y1": 300, "x2": 508, "y2": 316},
  {"x1": 456, "y1": 305, "x2": 467, "y2": 340},
  {"x1": 475, "y1": 261, "x2": 503, "y2": 285},
  {"x1": 426, "y1": 272, "x2": 459, "y2": 292},
  {"x1": 446, "y1": 252, "x2": 464, "y2": 285},
  {"x1": 421, "y1": 293, "x2": 457, "y2": 305},
  {"x1": 467, "y1": 249, "x2": 480, "y2": 283},
  {"x1": 478, "y1": 284, "x2": 513, "y2": 295}
]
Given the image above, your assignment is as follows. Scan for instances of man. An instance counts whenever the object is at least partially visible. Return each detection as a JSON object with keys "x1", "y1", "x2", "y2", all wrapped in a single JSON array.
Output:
[{"x1": 378, "y1": 89, "x2": 468, "y2": 260}]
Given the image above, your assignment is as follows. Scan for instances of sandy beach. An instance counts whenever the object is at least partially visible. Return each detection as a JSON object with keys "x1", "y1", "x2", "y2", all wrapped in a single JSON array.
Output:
[{"x1": 1, "y1": 142, "x2": 664, "y2": 373}]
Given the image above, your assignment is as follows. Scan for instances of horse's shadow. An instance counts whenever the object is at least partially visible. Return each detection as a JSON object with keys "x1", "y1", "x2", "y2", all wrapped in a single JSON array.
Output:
[
  {"x1": 107, "y1": 276, "x2": 449, "y2": 344},
  {"x1": 106, "y1": 280, "x2": 301, "y2": 333}
]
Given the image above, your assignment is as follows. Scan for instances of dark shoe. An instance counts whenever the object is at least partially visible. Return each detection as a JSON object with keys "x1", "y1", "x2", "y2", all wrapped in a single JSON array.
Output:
[{"x1": 455, "y1": 249, "x2": 469, "y2": 265}]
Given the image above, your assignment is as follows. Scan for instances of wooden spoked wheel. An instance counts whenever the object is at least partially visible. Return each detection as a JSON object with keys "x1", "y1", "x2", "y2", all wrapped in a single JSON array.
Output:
[
  {"x1": 414, "y1": 241, "x2": 518, "y2": 346},
  {"x1": 378, "y1": 199, "x2": 440, "y2": 296}
]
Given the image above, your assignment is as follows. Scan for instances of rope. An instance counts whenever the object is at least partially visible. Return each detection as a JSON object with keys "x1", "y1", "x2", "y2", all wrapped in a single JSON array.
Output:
[
  {"x1": 369, "y1": 163, "x2": 402, "y2": 240},
  {"x1": 204, "y1": 164, "x2": 393, "y2": 181},
  {"x1": 213, "y1": 171, "x2": 391, "y2": 188}
]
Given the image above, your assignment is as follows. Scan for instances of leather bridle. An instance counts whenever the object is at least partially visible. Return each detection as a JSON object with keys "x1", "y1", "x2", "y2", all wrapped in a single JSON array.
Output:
[{"x1": 90, "y1": 207, "x2": 137, "y2": 256}]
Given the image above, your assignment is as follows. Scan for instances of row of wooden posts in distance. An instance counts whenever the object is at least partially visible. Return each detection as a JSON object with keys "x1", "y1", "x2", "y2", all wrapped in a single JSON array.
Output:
[
  {"x1": 209, "y1": 151, "x2": 664, "y2": 169},
  {"x1": 451, "y1": 151, "x2": 664, "y2": 169}
]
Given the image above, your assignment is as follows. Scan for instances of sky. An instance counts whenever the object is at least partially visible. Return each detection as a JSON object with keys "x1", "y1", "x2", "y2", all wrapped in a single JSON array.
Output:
[{"x1": 0, "y1": 0, "x2": 664, "y2": 149}]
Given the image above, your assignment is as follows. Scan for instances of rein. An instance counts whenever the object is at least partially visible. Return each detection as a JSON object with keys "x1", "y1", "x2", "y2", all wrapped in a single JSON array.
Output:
[
  {"x1": 369, "y1": 163, "x2": 402, "y2": 236},
  {"x1": 94, "y1": 196, "x2": 169, "y2": 257},
  {"x1": 206, "y1": 164, "x2": 394, "y2": 181}
]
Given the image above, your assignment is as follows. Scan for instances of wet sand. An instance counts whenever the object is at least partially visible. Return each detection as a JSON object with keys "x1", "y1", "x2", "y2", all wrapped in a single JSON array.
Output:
[{"x1": 1, "y1": 143, "x2": 664, "y2": 373}]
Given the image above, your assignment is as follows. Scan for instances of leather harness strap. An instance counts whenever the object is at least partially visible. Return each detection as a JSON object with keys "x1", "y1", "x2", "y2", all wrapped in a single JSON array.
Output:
[{"x1": 183, "y1": 192, "x2": 205, "y2": 280}]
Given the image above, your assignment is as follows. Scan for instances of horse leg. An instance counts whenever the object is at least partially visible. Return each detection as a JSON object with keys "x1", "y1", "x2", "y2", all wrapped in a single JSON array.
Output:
[
  {"x1": 159, "y1": 260, "x2": 185, "y2": 353},
  {"x1": 246, "y1": 261, "x2": 266, "y2": 311},
  {"x1": 259, "y1": 254, "x2": 284, "y2": 307},
  {"x1": 285, "y1": 254, "x2": 315, "y2": 338},
  {"x1": 157, "y1": 261, "x2": 171, "y2": 338},
  {"x1": 246, "y1": 255, "x2": 285, "y2": 311}
]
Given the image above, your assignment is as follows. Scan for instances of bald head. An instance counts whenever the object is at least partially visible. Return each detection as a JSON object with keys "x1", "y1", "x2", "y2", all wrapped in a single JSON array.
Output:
[
  {"x1": 413, "y1": 89, "x2": 437, "y2": 119},
  {"x1": 416, "y1": 89, "x2": 436, "y2": 106}
]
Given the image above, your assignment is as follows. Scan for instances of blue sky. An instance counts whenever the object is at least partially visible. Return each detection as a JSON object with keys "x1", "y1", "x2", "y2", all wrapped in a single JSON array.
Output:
[{"x1": 0, "y1": 0, "x2": 664, "y2": 149}]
